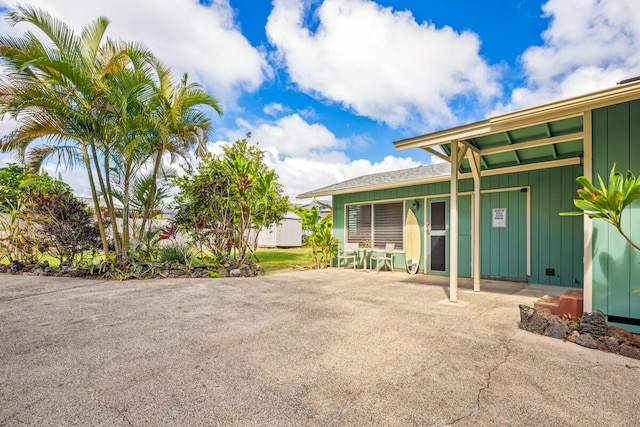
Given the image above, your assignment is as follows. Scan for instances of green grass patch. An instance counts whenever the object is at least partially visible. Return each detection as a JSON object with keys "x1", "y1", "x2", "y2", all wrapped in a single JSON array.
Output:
[
  {"x1": 1, "y1": 246, "x2": 315, "y2": 276},
  {"x1": 255, "y1": 247, "x2": 313, "y2": 274}
]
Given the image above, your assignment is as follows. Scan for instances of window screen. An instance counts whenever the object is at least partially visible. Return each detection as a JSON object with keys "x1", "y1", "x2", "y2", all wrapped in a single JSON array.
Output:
[
  {"x1": 347, "y1": 204, "x2": 371, "y2": 244},
  {"x1": 346, "y1": 202, "x2": 404, "y2": 250},
  {"x1": 373, "y1": 202, "x2": 403, "y2": 249}
]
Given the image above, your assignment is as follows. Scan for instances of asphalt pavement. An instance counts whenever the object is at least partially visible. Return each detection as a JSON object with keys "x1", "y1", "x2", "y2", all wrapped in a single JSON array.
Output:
[{"x1": 1, "y1": 269, "x2": 638, "y2": 426}]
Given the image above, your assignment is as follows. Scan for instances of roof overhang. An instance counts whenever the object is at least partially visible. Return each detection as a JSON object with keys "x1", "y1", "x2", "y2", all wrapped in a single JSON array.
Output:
[
  {"x1": 395, "y1": 80, "x2": 640, "y2": 152},
  {"x1": 297, "y1": 172, "x2": 451, "y2": 199},
  {"x1": 394, "y1": 80, "x2": 640, "y2": 176},
  {"x1": 297, "y1": 156, "x2": 580, "y2": 199}
]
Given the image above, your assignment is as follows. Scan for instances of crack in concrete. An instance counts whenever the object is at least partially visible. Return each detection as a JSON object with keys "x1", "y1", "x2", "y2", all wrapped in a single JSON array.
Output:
[
  {"x1": 89, "y1": 388, "x2": 133, "y2": 427},
  {"x1": 450, "y1": 328, "x2": 516, "y2": 426},
  {"x1": 325, "y1": 399, "x2": 349, "y2": 427}
]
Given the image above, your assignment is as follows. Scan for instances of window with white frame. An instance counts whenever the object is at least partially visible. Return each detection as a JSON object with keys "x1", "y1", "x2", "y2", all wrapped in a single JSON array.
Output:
[{"x1": 346, "y1": 202, "x2": 403, "y2": 249}]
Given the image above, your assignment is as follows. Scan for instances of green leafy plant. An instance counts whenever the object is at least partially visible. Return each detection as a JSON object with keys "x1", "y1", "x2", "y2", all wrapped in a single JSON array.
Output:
[
  {"x1": 133, "y1": 228, "x2": 162, "y2": 262},
  {"x1": 293, "y1": 206, "x2": 338, "y2": 269},
  {"x1": 0, "y1": 164, "x2": 26, "y2": 213},
  {"x1": 172, "y1": 135, "x2": 289, "y2": 268},
  {"x1": 561, "y1": 163, "x2": 640, "y2": 251},
  {"x1": 21, "y1": 186, "x2": 101, "y2": 267},
  {"x1": 158, "y1": 244, "x2": 190, "y2": 264},
  {"x1": 561, "y1": 163, "x2": 640, "y2": 294},
  {"x1": 158, "y1": 224, "x2": 195, "y2": 269}
]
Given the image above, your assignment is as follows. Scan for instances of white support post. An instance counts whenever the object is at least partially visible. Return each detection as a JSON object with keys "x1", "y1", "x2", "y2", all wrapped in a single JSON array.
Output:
[
  {"x1": 583, "y1": 111, "x2": 593, "y2": 312},
  {"x1": 470, "y1": 151, "x2": 481, "y2": 292},
  {"x1": 450, "y1": 141, "x2": 459, "y2": 303}
]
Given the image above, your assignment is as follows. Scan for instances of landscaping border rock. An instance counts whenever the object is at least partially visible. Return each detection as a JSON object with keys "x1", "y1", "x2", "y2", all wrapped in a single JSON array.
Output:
[
  {"x1": 0, "y1": 258, "x2": 265, "y2": 279},
  {"x1": 519, "y1": 304, "x2": 640, "y2": 360}
]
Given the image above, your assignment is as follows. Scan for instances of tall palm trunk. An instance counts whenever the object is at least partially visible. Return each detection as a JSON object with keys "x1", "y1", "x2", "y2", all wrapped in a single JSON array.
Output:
[
  {"x1": 121, "y1": 165, "x2": 133, "y2": 258},
  {"x1": 82, "y1": 144, "x2": 110, "y2": 256},
  {"x1": 137, "y1": 148, "x2": 163, "y2": 243},
  {"x1": 101, "y1": 150, "x2": 122, "y2": 255},
  {"x1": 92, "y1": 143, "x2": 122, "y2": 256}
]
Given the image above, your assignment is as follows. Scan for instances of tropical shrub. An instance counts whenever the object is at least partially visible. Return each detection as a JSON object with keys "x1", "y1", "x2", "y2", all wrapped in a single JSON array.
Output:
[
  {"x1": 293, "y1": 205, "x2": 338, "y2": 269},
  {"x1": 561, "y1": 163, "x2": 640, "y2": 251},
  {"x1": 0, "y1": 165, "x2": 93, "y2": 265},
  {"x1": 172, "y1": 135, "x2": 289, "y2": 267},
  {"x1": 561, "y1": 163, "x2": 640, "y2": 294},
  {"x1": 0, "y1": 164, "x2": 26, "y2": 213},
  {"x1": 21, "y1": 185, "x2": 101, "y2": 267}
]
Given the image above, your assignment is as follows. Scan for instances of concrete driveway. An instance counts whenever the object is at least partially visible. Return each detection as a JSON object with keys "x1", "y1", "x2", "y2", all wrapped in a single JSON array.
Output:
[{"x1": 1, "y1": 269, "x2": 638, "y2": 426}]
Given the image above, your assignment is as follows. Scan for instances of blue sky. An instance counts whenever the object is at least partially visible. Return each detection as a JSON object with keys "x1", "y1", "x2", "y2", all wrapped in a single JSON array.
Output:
[{"x1": 0, "y1": 0, "x2": 639, "y2": 200}]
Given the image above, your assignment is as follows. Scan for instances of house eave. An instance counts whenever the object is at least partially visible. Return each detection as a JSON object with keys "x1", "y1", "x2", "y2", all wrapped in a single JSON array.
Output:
[
  {"x1": 297, "y1": 173, "x2": 451, "y2": 199},
  {"x1": 394, "y1": 80, "x2": 640, "y2": 151},
  {"x1": 297, "y1": 157, "x2": 581, "y2": 199}
]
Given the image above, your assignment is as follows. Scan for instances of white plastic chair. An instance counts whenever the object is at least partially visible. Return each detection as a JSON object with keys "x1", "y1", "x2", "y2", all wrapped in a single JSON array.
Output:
[
  {"x1": 337, "y1": 242, "x2": 358, "y2": 270},
  {"x1": 371, "y1": 243, "x2": 395, "y2": 272}
]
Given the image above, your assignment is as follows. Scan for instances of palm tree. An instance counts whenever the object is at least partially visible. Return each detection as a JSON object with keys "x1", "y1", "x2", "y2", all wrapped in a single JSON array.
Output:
[
  {"x1": 136, "y1": 61, "x2": 222, "y2": 243},
  {"x1": 0, "y1": 5, "x2": 125, "y2": 255},
  {"x1": 0, "y1": 6, "x2": 223, "y2": 261}
]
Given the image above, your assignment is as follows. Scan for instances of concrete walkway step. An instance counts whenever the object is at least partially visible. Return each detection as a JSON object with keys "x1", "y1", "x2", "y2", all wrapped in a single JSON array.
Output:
[{"x1": 534, "y1": 288, "x2": 583, "y2": 319}]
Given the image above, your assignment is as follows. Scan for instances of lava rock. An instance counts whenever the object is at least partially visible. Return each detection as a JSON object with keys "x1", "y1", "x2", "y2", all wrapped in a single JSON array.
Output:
[
  {"x1": 597, "y1": 335, "x2": 620, "y2": 353},
  {"x1": 619, "y1": 344, "x2": 640, "y2": 360},
  {"x1": 580, "y1": 310, "x2": 608, "y2": 337},
  {"x1": 544, "y1": 316, "x2": 570, "y2": 339},
  {"x1": 575, "y1": 333, "x2": 598, "y2": 349},
  {"x1": 519, "y1": 304, "x2": 551, "y2": 334},
  {"x1": 9, "y1": 260, "x2": 24, "y2": 274}
]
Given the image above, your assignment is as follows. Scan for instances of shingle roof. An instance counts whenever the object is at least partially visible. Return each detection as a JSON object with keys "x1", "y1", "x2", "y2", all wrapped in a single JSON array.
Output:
[{"x1": 297, "y1": 162, "x2": 451, "y2": 199}]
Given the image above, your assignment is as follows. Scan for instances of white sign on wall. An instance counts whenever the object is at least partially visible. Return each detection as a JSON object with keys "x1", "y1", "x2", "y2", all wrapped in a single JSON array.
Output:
[{"x1": 492, "y1": 208, "x2": 507, "y2": 228}]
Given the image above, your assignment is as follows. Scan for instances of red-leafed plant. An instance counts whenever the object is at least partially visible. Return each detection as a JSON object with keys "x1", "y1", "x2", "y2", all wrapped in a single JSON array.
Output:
[{"x1": 158, "y1": 224, "x2": 195, "y2": 269}]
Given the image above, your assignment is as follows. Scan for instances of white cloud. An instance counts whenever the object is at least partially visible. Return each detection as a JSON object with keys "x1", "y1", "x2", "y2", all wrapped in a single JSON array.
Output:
[
  {"x1": 0, "y1": 0, "x2": 270, "y2": 107},
  {"x1": 271, "y1": 151, "x2": 423, "y2": 200},
  {"x1": 263, "y1": 102, "x2": 291, "y2": 116},
  {"x1": 500, "y1": 0, "x2": 640, "y2": 111},
  {"x1": 41, "y1": 164, "x2": 93, "y2": 198},
  {"x1": 266, "y1": 0, "x2": 501, "y2": 129},
  {"x1": 0, "y1": 0, "x2": 271, "y2": 195},
  {"x1": 242, "y1": 113, "x2": 349, "y2": 160},
  {"x1": 0, "y1": 117, "x2": 17, "y2": 141},
  {"x1": 219, "y1": 113, "x2": 424, "y2": 199}
]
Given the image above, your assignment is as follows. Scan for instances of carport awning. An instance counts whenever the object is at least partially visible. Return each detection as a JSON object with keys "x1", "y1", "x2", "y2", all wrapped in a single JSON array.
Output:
[
  {"x1": 394, "y1": 80, "x2": 640, "y2": 172},
  {"x1": 395, "y1": 115, "x2": 584, "y2": 174},
  {"x1": 449, "y1": 116, "x2": 582, "y2": 173}
]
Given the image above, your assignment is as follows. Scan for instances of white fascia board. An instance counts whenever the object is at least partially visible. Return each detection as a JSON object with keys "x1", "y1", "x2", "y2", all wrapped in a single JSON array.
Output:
[{"x1": 395, "y1": 81, "x2": 640, "y2": 152}]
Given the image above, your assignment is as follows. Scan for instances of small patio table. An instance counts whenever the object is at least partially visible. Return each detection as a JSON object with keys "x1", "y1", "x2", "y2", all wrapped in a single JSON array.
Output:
[{"x1": 357, "y1": 247, "x2": 371, "y2": 271}]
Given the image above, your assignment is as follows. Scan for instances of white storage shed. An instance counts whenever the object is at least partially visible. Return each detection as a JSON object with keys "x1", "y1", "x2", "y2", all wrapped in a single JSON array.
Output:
[{"x1": 253, "y1": 212, "x2": 302, "y2": 248}]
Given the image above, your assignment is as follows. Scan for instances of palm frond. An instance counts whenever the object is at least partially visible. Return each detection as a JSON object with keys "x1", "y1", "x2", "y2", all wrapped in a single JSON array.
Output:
[
  {"x1": 26, "y1": 144, "x2": 82, "y2": 172},
  {"x1": 79, "y1": 16, "x2": 110, "y2": 69},
  {"x1": 6, "y1": 5, "x2": 80, "y2": 59}
]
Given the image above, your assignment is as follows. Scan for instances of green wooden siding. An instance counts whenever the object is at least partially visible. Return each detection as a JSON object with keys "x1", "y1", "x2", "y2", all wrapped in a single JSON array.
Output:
[
  {"x1": 480, "y1": 189, "x2": 527, "y2": 280},
  {"x1": 333, "y1": 164, "x2": 583, "y2": 286},
  {"x1": 480, "y1": 166, "x2": 583, "y2": 286},
  {"x1": 407, "y1": 199, "x2": 424, "y2": 273},
  {"x1": 458, "y1": 195, "x2": 472, "y2": 278},
  {"x1": 591, "y1": 100, "x2": 640, "y2": 324}
]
